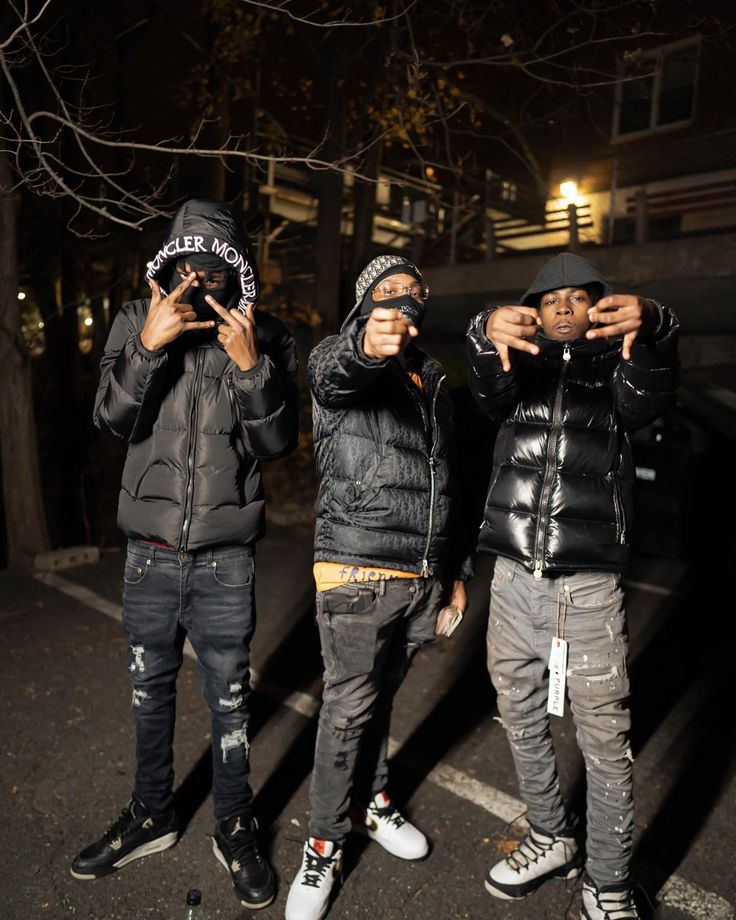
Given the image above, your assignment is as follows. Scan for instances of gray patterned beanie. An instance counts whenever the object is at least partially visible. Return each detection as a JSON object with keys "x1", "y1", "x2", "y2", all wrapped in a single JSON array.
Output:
[{"x1": 354, "y1": 254, "x2": 423, "y2": 303}]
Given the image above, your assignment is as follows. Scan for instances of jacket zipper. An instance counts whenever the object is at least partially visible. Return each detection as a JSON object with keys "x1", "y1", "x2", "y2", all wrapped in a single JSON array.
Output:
[
  {"x1": 532, "y1": 344, "x2": 570, "y2": 579},
  {"x1": 612, "y1": 474, "x2": 626, "y2": 544},
  {"x1": 420, "y1": 373, "x2": 446, "y2": 577},
  {"x1": 179, "y1": 348, "x2": 205, "y2": 551}
]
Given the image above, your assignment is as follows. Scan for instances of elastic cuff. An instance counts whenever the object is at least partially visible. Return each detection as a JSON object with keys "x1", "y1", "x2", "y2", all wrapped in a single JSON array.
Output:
[
  {"x1": 233, "y1": 354, "x2": 266, "y2": 378},
  {"x1": 135, "y1": 334, "x2": 166, "y2": 359}
]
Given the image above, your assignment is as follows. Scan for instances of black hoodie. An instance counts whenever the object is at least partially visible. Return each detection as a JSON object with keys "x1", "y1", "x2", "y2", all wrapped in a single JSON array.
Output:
[
  {"x1": 94, "y1": 200, "x2": 299, "y2": 551},
  {"x1": 466, "y1": 253, "x2": 679, "y2": 576}
]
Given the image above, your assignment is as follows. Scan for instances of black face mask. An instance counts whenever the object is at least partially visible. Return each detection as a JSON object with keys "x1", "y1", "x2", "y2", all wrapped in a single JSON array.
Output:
[
  {"x1": 177, "y1": 272, "x2": 239, "y2": 319},
  {"x1": 371, "y1": 293, "x2": 426, "y2": 329}
]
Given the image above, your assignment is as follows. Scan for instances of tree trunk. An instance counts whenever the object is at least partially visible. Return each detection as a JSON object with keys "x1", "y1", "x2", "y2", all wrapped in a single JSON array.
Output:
[
  {"x1": 313, "y1": 39, "x2": 346, "y2": 333},
  {"x1": 0, "y1": 149, "x2": 49, "y2": 566}
]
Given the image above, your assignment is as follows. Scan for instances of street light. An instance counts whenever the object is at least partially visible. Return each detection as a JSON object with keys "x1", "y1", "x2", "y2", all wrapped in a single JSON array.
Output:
[
  {"x1": 560, "y1": 180, "x2": 578, "y2": 199},
  {"x1": 84, "y1": 316, "x2": 93, "y2": 327},
  {"x1": 17, "y1": 291, "x2": 26, "y2": 300}
]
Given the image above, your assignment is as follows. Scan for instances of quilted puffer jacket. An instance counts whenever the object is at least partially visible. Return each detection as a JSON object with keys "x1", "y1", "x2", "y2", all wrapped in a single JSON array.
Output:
[
  {"x1": 467, "y1": 254, "x2": 679, "y2": 577},
  {"x1": 309, "y1": 314, "x2": 471, "y2": 580},
  {"x1": 94, "y1": 199, "x2": 299, "y2": 551}
]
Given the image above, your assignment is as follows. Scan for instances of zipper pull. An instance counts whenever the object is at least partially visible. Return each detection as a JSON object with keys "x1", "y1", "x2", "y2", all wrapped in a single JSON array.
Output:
[
  {"x1": 533, "y1": 562, "x2": 543, "y2": 580},
  {"x1": 421, "y1": 559, "x2": 430, "y2": 577},
  {"x1": 562, "y1": 345, "x2": 571, "y2": 363}
]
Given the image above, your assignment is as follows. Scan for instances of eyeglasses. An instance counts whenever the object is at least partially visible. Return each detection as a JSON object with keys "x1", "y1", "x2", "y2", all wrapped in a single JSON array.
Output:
[
  {"x1": 176, "y1": 263, "x2": 229, "y2": 289},
  {"x1": 373, "y1": 281, "x2": 428, "y2": 300}
]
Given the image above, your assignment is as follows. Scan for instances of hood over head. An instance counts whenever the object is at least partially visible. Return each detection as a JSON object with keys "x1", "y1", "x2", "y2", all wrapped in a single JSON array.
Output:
[
  {"x1": 520, "y1": 252, "x2": 611, "y2": 308},
  {"x1": 342, "y1": 254, "x2": 426, "y2": 331},
  {"x1": 146, "y1": 199, "x2": 259, "y2": 313}
]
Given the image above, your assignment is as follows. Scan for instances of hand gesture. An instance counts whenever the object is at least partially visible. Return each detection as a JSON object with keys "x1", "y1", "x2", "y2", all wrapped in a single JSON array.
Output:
[
  {"x1": 363, "y1": 307, "x2": 419, "y2": 359},
  {"x1": 207, "y1": 296, "x2": 260, "y2": 372},
  {"x1": 140, "y1": 274, "x2": 216, "y2": 351},
  {"x1": 485, "y1": 306, "x2": 541, "y2": 372},
  {"x1": 586, "y1": 295, "x2": 657, "y2": 360}
]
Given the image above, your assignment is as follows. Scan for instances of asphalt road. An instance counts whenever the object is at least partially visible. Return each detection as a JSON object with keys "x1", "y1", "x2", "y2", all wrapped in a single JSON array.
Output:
[{"x1": 1, "y1": 525, "x2": 734, "y2": 920}]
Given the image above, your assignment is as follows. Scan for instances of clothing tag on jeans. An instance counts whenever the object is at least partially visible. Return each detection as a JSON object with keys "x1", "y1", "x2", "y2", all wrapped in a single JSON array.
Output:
[{"x1": 547, "y1": 637, "x2": 568, "y2": 717}]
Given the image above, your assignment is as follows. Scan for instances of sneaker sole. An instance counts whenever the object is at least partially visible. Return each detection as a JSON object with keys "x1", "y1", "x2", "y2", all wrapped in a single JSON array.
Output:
[
  {"x1": 211, "y1": 838, "x2": 276, "y2": 909},
  {"x1": 484, "y1": 861, "x2": 583, "y2": 901},
  {"x1": 352, "y1": 821, "x2": 430, "y2": 861},
  {"x1": 70, "y1": 831, "x2": 178, "y2": 880}
]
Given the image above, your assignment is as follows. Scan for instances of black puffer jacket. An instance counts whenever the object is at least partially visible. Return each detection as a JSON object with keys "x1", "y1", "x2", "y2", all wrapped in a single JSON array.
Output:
[
  {"x1": 94, "y1": 200, "x2": 299, "y2": 551},
  {"x1": 310, "y1": 315, "x2": 471, "y2": 579},
  {"x1": 467, "y1": 257, "x2": 679, "y2": 576}
]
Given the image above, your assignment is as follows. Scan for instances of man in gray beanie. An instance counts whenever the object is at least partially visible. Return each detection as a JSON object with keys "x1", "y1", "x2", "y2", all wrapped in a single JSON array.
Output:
[{"x1": 285, "y1": 255, "x2": 473, "y2": 920}]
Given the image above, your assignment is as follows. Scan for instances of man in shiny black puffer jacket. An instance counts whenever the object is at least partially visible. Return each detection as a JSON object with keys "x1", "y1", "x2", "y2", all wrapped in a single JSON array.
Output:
[{"x1": 467, "y1": 253, "x2": 678, "y2": 920}]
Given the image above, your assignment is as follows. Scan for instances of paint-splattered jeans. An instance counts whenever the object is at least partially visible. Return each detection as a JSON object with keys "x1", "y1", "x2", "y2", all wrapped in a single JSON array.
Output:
[
  {"x1": 309, "y1": 576, "x2": 442, "y2": 844},
  {"x1": 122, "y1": 539, "x2": 256, "y2": 822},
  {"x1": 487, "y1": 558, "x2": 633, "y2": 888}
]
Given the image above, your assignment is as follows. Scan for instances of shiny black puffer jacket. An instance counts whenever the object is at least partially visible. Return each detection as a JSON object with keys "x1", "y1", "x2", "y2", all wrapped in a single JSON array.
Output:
[
  {"x1": 467, "y1": 308, "x2": 679, "y2": 575},
  {"x1": 310, "y1": 316, "x2": 471, "y2": 578},
  {"x1": 94, "y1": 200, "x2": 298, "y2": 551}
]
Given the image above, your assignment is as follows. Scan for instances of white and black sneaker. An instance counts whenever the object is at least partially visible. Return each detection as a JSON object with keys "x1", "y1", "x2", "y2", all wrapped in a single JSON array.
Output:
[
  {"x1": 285, "y1": 838, "x2": 342, "y2": 920},
  {"x1": 70, "y1": 797, "x2": 178, "y2": 880},
  {"x1": 581, "y1": 874, "x2": 640, "y2": 919},
  {"x1": 485, "y1": 827, "x2": 582, "y2": 900},
  {"x1": 352, "y1": 791, "x2": 429, "y2": 860}
]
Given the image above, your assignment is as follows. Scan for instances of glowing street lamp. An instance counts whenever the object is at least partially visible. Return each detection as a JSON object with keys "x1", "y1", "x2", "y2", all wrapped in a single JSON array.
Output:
[
  {"x1": 559, "y1": 180, "x2": 578, "y2": 200},
  {"x1": 17, "y1": 291, "x2": 26, "y2": 300},
  {"x1": 84, "y1": 316, "x2": 94, "y2": 327}
]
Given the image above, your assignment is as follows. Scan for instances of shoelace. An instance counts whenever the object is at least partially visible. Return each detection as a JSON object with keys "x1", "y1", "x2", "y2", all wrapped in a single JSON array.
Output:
[
  {"x1": 590, "y1": 887, "x2": 638, "y2": 920},
  {"x1": 301, "y1": 848, "x2": 334, "y2": 888},
  {"x1": 227, "y1": 821, "x2": 262, "y2": 867},
  {"x1": 103, "y1": 801, "x2": 140, "y2": 842},
  {"x1": 505, "y1": 832, "x2": 553, "y2": 873},
  {"x1": 370, "y1": 803, "x2": 405, "y2": 830}
]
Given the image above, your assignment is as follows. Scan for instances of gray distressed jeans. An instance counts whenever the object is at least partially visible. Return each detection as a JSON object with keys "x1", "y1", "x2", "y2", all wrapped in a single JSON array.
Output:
[
  {"x1": 487, "y1": 558, "x2": 633, "y2": 888},
  {"x1": 309, "y1": 576, "x2": 442, "y2": 844}
]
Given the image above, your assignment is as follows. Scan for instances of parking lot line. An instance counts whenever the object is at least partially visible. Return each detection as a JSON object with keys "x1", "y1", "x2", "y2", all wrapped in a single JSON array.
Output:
[{"x1": 35, "y1": 571, "x2": 734, "y2": 920}]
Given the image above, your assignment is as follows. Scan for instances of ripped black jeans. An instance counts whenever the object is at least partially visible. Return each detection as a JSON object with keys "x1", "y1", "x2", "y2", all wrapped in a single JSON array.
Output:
[
  {"x1": 308, "y1": 576, "x2": 442, "y2": 844},
  {"x1": 122, "y1": 539, "x2": 256, "y2": 822}
]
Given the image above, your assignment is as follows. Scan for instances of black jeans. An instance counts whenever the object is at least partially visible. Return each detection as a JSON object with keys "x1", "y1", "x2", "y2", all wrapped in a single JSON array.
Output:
[
  {"x1": 122, "y1": 539, "x2": 256, "y2": 822},
  {"x1": 308, "y1": 576, "x2": 442, "y2": 844}
]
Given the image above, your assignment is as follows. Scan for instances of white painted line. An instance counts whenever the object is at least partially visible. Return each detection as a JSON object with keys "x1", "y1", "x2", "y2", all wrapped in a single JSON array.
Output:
[
  {"x1": 659, "y1": 875, "x2": 735, "y2": 920},
  {"x1": 623, "y1": 578, "x2": 682, "y2": 598},
  {"x1": 36, "y1": 571, "x2": 732, "y2": 920}
]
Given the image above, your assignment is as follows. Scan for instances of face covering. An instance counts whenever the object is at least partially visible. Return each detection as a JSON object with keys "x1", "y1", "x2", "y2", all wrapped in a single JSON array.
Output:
[
  {"x1": 367, "y1": 293, "x2": 426, "y2": 329},
  {"x1": 172, "y1": 255, "x2": 240, "y2": 319}
]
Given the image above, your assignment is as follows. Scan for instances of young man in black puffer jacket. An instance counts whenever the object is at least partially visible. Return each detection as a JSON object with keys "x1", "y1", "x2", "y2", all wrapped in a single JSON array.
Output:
[
  {"x1": 467, "y1": 253, "x2": 678, "y2": 920},
  {"x1": 286, "y1": 254, "x2": 473, "y2": 920},
  {"x1": 71, "y1": 200, "x2": 298, "y2": 910}
]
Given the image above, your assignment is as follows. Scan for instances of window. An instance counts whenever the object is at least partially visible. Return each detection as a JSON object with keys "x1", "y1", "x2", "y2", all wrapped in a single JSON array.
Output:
[{"x1": 613, "y1": 39, "x2": 700, "y2": 139}]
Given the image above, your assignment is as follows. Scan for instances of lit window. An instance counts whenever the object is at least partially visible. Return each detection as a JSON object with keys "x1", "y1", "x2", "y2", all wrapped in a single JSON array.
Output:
[{"x1": 613, "y1": 39, "x2": 699, "y2": 139}]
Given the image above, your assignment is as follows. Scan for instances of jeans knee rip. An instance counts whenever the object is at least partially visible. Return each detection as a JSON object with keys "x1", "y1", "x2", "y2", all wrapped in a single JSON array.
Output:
[
  {"x1": 129, "y1": 644, "x2": 145, "y2": 674},
  {"x1": 218, "y1": 681, "x2": 245, "y2": 711},
  {"x1": 221, "y1": 726, "x2": 249, "y2": 763},
  {"x1": 132, "y1": 688, "x2": 150, "y2": 708}
]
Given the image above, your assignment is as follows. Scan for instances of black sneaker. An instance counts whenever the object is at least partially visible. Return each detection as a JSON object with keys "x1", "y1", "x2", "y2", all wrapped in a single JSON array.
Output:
[
  {"x1": 70, "y1": 797, "x2": 178, "y2": 880},
  {"x1": 212, "y1": 813, "x2": 276, "y2": 909}
]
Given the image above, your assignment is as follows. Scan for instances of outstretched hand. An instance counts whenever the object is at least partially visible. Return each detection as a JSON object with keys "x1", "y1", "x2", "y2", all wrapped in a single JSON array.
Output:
[
  {"x1": 140, "y1": 274, "x2": 216, "y2": 351},
  {"x1": 586, "y1": 295, "x2": 657, "y2": 360},
  {"x1": 363, "y1": 307, "x2": 419, "y2": 359},
  {"x1": 207, "y1": 297, "x2": 260, "y2": 372},
  {"x1": 484, "y1": 306, "x2": 541, "y2": 373}
]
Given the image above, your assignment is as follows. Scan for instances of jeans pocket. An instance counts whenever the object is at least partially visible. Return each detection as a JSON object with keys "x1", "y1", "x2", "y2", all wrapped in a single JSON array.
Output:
[
  {"x1": 211, "y1": 552, "x2": 254, "y2": 588},
  {"x1": 567, "y1": 573, "x2": 619, "y2": 610},
  {"x1": 123, "y1": 554, "x2": 149, "y2": 586},
  {"x1": 320, "y1": 585, "x2": 378, "y2": 616},
  {"x1": 491, "y1": 558, "x2": 516, "y2": 589}
]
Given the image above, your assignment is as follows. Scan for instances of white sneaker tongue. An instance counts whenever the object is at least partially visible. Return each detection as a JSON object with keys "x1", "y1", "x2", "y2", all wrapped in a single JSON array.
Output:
[{"x1": 309, "y1": 837, "x2": 336, "y2": 858}]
